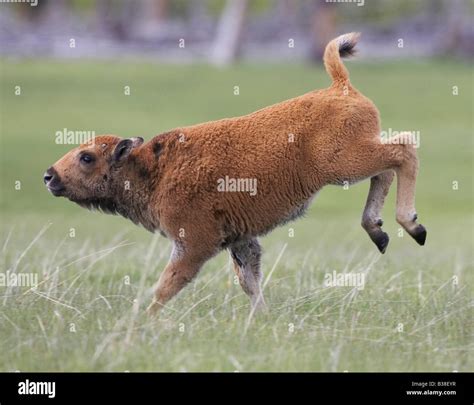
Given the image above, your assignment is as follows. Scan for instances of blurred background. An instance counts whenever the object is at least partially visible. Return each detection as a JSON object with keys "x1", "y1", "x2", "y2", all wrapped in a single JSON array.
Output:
[{"x1": 1, "y1": 0, "x2": 473, "y2": 63}]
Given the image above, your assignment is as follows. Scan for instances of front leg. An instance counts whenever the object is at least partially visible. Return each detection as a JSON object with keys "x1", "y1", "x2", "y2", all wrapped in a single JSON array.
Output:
[
  {"x1": 146, "y1": 241, "x2": 213, "y2": 316},
  {"x1": 229, "y1": 238, "x2": 266, "y2": 312}
]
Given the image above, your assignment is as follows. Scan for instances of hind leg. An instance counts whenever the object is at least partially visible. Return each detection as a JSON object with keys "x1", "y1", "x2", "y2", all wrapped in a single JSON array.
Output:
[
  {"x1": 331, "y1": 132, "x2": 426, "y2": 248},
  {"x1": 390, "y1": 134, "x2": 426, "y2": 244},
  {"x1": 376, "y1": 132, "x2": 426, "y2": 245},
  {"x1": 229, "y1": 238, "x2": 266, "y2": 311},
  {"x1": 361, "y1": 170, "x2": 394, "y2": 253}
]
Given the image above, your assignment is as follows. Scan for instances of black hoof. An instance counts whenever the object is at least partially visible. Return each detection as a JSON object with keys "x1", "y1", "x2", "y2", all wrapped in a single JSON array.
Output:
[
  {"x1": 372, "y1": 231, "x2": 389, "y2": 254},
  {"x1": 411, "y1": 224, "x2": 427, "y2": 246}
]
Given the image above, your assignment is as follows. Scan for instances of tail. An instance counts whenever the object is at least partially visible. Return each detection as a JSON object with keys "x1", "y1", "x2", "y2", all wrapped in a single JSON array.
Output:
[{"x1": 323, "y1": 32, "x2": 360, "y2": 85}]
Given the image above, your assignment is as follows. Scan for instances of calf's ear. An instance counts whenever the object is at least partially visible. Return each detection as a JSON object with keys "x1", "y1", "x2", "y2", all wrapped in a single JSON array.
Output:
[{"x1": 112, "y1": 137, "x2": 143, "y2": 163}]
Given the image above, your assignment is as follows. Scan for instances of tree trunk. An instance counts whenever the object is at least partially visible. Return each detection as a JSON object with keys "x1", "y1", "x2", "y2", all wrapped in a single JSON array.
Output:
[
  {"x1": 309, "y1": 0, "x2": 336, "y2": 63},
  {"x1": 210, "y1": 0, "x2": 248, "y2": 66}
]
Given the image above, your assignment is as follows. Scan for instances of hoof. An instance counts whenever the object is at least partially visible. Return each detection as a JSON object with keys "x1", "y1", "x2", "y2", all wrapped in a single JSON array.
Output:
[
  {"x1": 371, "y1": 231, "x2": 389, "y2": 254},
  {"x1": 146, "y1": 301, "x2": 162, "y2": 317},
  {"x1": 251, "y1": 296, "x2": 268, "y2": 314},
  {"x1": 411, "y1": 224, "x2": 427, "y2": 246}
]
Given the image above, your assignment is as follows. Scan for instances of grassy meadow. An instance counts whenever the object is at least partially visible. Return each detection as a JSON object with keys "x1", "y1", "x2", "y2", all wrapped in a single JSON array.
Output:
[{"x1": 0, "y1": 59, "x2": 472, "y2": 371}]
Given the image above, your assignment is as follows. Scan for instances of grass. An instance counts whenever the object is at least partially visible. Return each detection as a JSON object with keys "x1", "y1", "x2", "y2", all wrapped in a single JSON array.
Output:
[{"x1": 0, "y1": 58, "x2": 472, "y2": 371}]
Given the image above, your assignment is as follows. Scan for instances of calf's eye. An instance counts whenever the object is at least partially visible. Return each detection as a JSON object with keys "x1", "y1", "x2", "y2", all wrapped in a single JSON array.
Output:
[{"x1": 80, "y1": 154, "x2": 94, "y2": 164}]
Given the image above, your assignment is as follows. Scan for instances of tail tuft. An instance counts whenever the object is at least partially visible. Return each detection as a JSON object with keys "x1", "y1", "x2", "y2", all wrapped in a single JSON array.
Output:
[
  {"x1": 338, "y1": 34, "x2": 359, "y2": 57},
  {"x1": 323, "y1": 32, "x2": 360, "y2": 84}
]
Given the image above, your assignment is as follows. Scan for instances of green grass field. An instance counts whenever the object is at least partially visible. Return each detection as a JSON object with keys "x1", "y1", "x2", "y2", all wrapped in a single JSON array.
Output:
[{"x1": 0, "y1": 59, "x2": 472, "y2": 371}]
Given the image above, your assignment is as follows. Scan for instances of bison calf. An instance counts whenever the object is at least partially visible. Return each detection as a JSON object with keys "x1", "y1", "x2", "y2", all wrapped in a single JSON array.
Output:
[{"x1": 44, "y1": 33, "x2": 426, "y2": 314}]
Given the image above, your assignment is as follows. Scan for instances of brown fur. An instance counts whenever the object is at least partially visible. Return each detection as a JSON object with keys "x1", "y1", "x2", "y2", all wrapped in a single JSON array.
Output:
[{"x1": 45, "y1": 33, "x2": 426, "y2": 314}]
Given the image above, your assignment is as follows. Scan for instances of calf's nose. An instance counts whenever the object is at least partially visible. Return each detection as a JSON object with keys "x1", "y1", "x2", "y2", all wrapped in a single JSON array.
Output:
[{"x1": 43, "y1": 167, "x2": 55, "y2": 184}]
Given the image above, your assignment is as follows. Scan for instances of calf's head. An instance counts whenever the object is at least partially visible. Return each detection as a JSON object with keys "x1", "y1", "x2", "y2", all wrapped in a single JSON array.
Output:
[{"x1": 44, "y1": 135, "x2": 144, "y2": 208}]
